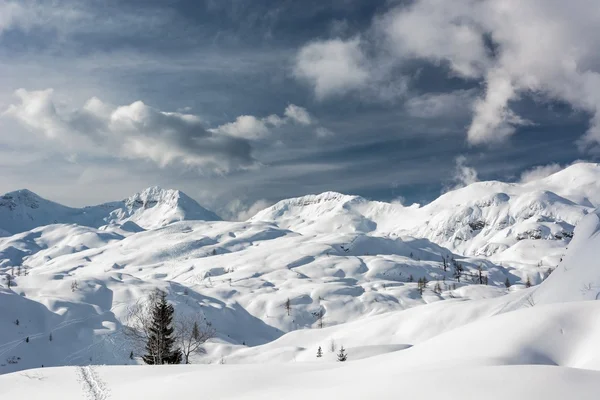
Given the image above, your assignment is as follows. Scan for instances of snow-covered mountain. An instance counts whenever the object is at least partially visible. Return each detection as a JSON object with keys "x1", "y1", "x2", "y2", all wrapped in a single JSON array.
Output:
[
  {"x1": 0, "y1": 187, "x2": 220, "y2": 236},
  {"x1": 252, "y1": 163, "x2": 600, "y2": 267},
  {"x1": 2, "y1": 163, "x2": 600, "y2": 399}
]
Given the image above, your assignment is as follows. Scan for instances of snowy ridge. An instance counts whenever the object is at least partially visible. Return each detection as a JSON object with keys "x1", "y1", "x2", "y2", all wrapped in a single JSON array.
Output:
[
  {"x1": 0, "y1": 187, "x2": 220, "y2": 235},
  {"x1": 252, "y1": 163, "x2": 600, "y2": 263}
]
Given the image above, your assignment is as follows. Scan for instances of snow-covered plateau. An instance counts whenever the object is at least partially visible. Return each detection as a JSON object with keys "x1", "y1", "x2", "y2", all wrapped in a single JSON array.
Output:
[{"x1": 2, "y1": 163, "x2": 600, "y2": 399}]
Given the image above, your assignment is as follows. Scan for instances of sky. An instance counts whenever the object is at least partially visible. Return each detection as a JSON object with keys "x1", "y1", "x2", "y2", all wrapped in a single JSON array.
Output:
[{"x1": 0, "y1": 0, "x2": 599, "y2": 220}]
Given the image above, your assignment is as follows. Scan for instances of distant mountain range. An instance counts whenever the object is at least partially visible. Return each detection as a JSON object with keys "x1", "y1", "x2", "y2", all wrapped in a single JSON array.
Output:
[{"x1": 0, "y1": 186, "x2": 221, "y2": 236}]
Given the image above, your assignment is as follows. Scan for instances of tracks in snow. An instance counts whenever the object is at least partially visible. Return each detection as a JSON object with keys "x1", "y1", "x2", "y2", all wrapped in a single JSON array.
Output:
[{"x1": 76, "y1": 366, "x2": 110, "y2": 400}]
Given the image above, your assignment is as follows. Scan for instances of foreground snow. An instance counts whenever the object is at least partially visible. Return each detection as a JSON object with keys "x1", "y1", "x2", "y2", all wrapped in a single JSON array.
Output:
[{"x1": 2, "y1": 363, "x2": 600, "y2": 399}]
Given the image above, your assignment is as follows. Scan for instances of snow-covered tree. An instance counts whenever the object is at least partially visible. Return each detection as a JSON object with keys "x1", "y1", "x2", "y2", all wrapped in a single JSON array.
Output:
[
  {"x1": 317, "y1": 346, "x2": 323, "y2": 358},
  {"x1": 337, "y1": 346, "x2": 347, "y2": 362}
]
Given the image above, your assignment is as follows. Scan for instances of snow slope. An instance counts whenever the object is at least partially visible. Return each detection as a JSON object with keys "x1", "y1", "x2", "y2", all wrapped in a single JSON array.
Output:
[
  {"x1": 1, "y1": 163, "x2": 600, "y2": 399},
  {"x1": 0, "y1": 187, "x2": 220, "y2": 235},
  {"x1": 533, "y1": 207, "x2": 600, "y2": 305}
]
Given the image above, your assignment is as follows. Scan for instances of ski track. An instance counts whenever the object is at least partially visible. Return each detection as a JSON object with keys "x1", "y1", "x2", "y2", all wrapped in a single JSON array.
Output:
[{"x1": 77, "y1": 366, "x2": 110, "y2": 400}]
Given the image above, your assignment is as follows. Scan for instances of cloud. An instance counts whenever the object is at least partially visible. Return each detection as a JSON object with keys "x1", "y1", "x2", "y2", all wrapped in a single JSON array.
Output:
[
  {"x1": 222, "y1": 198, "x2": 272, "y2": 221},
  {"x1": 3, "y1": 88, "x2": 255, "y2": 172},
  {"x1": 284, "y1": 104, "x2": 312, "y2": 125},
  {"x1": 214, "y1": 115, "x2": 271, "y2": 140},
  {"x1": 390, "y1": 195, "x2": 406, "y2": 205},
  {"x1": 210, "y1": 104, "x2": 325, "y2": 140},
  {"x1": 405, "y1": 89, "x2": 477, "y2": 119},
  {"x1": 519, "y1": 163, "x2": 563, "y2": 183},
  {"x1": 294, "y1": 0, "x2": 600, "y2": 149},
  {"x1": 293, "y1": 37, "x2": 370, "y2": 99},
  {"x1": 315, "y1": 126, "x2": 335, "y2": 138},
  {"x1": 445, "y1": 155, "x2": 479, "y2": 192}
]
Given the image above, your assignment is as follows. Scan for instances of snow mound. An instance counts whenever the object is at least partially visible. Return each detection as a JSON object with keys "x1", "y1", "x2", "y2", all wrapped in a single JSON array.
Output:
[{"x1": 534, "y1": 208, "x2": 600, "y2": 304}]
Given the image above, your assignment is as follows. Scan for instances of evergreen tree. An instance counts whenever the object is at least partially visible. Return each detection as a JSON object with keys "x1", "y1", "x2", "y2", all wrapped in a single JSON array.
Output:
[
  {"x1": 477, "y1": 265, "x2": 484, "y2": 284},
  {"x1": 453, "y1": 262, "x2": 464, "y2": 282},
  {"x1": 284, "y1": 298, "x2": 292, "y2": 316},
  {"x1": 316, "y1": 346, "x2": 323, "y2": 358},
  {"x1": 337, "y1": 346, "x2": 347, "y2": 362},
  {"x1": 142, "y1": 291, "x2": 182, "y2": 365},
  {"x1": 525, "y1": 276, "x2": 532, "y2": 288},
  {"x1": 505, "y1": 277, "x2": 511, "y2": 288}
]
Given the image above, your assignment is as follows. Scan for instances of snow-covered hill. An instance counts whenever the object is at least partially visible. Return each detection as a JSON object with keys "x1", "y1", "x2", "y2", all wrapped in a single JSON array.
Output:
[
  {"x1": 0, "y1": 187, "x2": 220, "y2": 235},
  {"x1": 1, "y1": 163, "x2": 600, "y2": 399},
  {"x1": 253, "y1": 163, "x2": 600, "y2": 267}
]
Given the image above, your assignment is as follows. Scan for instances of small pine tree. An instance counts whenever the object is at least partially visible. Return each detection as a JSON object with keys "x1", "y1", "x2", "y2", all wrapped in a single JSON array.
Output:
[
  {"x1": 417, "y1": 278, "x2": 428, "y2": 295},
  {"x1": 525, "y1": 276, "x2": 532, "y2": 288},
  {"x1": 142, "y1": 291, "x2": 182, "y2": 365},
  {"x1": 408, "y1": 275, "x2": 414, "y2": 283},
  {"x1": 284, "y1": 298, "x2": 292, "y2": 316},
  {"x1": 337, "y1": 346, "x2": 348, "y2": 362},
  {"x1": 453, "y1": 263, "x2": 464, "y2": 282},
  {"x1": 434, "y1": 282, "x2": 442, "y2": 295},
  {"x1": 25, "y1": 337, "x2": 29, "y2": 343},
  {"x1": 477, "y1": 265, "x2": 484, "y2": 284},
  {"x1": 15, "y1": 319, "x2": 19, "y2": 326},
  {"x1": 505, "y1": 278, "x2": 511, "y2": 288},
  {"x1": 316, "y1": 346, "x2": 323, "y2": 358},
  {"x1": 130, "y1": 351, "x2": 134, "y2": 360},
  {"x1": 49, "y1": 333, "x2": 53, "y2": 341}
]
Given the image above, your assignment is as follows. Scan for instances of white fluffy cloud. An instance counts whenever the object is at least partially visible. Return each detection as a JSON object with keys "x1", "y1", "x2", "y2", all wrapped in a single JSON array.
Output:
[
  {"x1": 519, "y1": 163, "x2": 563, "y2": 183},
  {"x1": 296, "y1": 0, "x2": 600, "y2": 148},
  {"x1": 293, "y1": 38, "x2": 370, "y2": 99},
  {"x1": 284, "y1": 104, "x2": 312, "y2": 125},
  {"x1": 445, "y1": 155, "x2": 479, "y2": 192},
  {"x1": 3, "y1": 89, "x2": 328, "y2": 173},
  {"x1": 386, "y1": 0, "x2": 600, "y2": 146},
  {"x1": 210, "y1": 104, "x2": 321, "y2": 140},
  {"x1": 214, "y1": 115, "x2": 271, "y2": 140},
  {"x1": 3, "y1": 88, "x2": 255, "y2": 172},
  {"x1": 222, "y1": 198, "x2": 272, "y2": 221}
]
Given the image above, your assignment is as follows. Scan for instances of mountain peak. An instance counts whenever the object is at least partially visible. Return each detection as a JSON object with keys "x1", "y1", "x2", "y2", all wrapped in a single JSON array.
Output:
[
  {"x1": 0, "y1": 187, "x2": 220, "y2": 235},
  {"x1": 115, "y1": 186, "x2": 221, "y2": 225}
]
